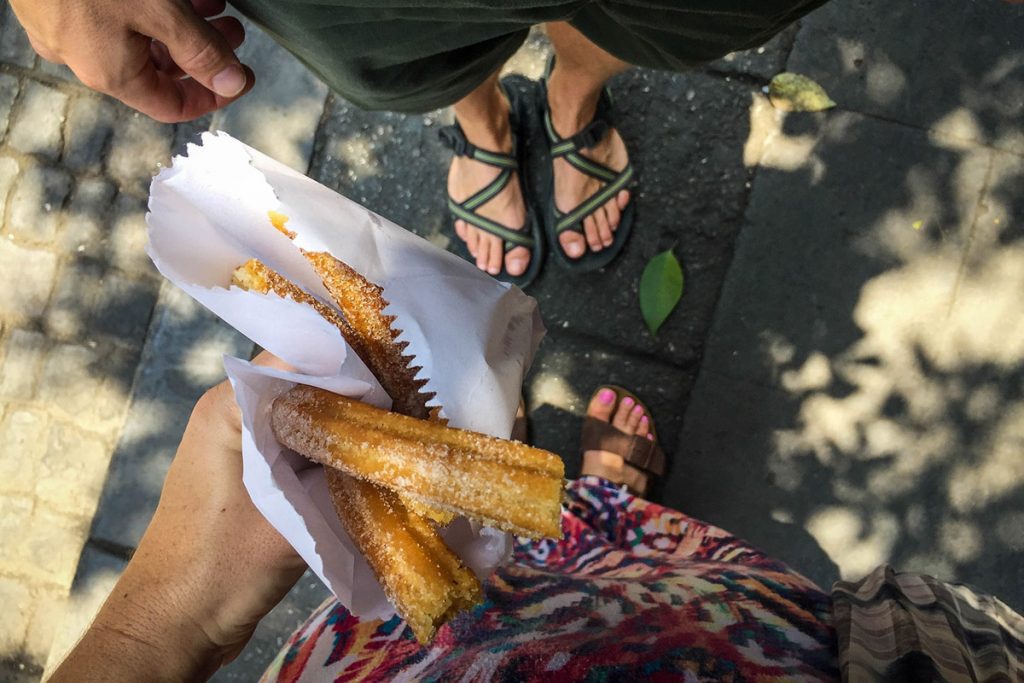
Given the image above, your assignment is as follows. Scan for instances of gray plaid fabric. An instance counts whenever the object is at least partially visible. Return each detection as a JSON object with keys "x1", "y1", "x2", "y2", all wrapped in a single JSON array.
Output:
[{"x1": 832, "y1": 565, "x2": 1024, "y2": 681}]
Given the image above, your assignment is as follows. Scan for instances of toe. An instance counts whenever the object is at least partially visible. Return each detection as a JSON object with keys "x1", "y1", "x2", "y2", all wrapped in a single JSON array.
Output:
[
  {"x1": 464, "y1": 223, "x2": 479, "y2": 258},
  {"x1": 559, "y1": 231, "x2": 586, "y2": 260},
  {"x1": 625, "y1": 403, "x2": 644, "y2": 433},
  {"x1": 505, "y1": 245, "x2": 529, "y2": 277},
  {"x1": 586, "y1": 387, "x2": 617, "y2": 422},
  {"x1": 583, "y1": 216, "x2": 602, "y2": 253},
  {"x1": 617, "y1": 189, "x2": 630, "y2": 211},
  {"x1": 636, "y1": 414, "x2": 650, "y2": 439},
  {"x1": 486, "y1": 238, "x2": 503, "y2": 276},
  {"x1": 594, "y1": 208, "x2": 613, "y2": 248},
  {"x1": 475, "y1": 235, "x2": 493, "y2": 271},
  {"x1": 605, "y1": 199, "x2": 621, "y2": 231},
  {"x1": 455, "y1": 219, "x2": 466, "y2": 240},
  {"x1": 612, "y1": 395, "x2": 635, "y2": 430}
]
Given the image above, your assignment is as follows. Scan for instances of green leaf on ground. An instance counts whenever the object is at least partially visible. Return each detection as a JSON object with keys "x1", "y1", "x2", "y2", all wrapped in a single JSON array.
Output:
[
  {"x1": 768, "y1": 73, "x2": 837, "y2": 112},
  {"x1": 639, "y1": 250, "x2": 684, "y2": 336}
]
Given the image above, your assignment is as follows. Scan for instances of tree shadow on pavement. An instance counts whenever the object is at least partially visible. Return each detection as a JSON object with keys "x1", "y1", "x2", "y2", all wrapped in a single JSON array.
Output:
[{"x1": 669, "y1": 0, "x2": 1023, "y2": 608}]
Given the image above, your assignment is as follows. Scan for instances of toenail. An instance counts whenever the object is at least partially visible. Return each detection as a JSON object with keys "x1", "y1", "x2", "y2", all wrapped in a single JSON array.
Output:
[
  {"x1": 598, "y1": 389, "x2": 615, "y2": 404},
  {"x1": 622, "y1": 397, "x2": 634, "y2": 408},
  {"x1": 632, "y1": 405, "x2": 643, "y2": 414},
  {"x1": 567, "y1": 243, "x2": 584, "y2": 257},
  {"x1": 646, "y1": 433, "x2": 654, "y2": 441},
  {"x1": 640, "y1": 415, "x2": 649, "y2": 424}
]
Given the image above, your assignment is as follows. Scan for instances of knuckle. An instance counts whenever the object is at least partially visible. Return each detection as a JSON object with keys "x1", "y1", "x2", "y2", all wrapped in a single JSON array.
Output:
[{"x1": 176, "y1": 35, "x2": 227, "y2": 77}]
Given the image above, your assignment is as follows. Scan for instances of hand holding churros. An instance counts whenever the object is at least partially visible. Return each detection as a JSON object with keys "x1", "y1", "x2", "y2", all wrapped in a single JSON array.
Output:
[{"x1": 230, "y1": 233, "x2": 563, "y2": 643}]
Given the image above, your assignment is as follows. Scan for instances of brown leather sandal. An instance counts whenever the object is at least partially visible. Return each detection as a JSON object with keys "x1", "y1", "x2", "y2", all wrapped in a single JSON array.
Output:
[{"x1": 580, "y1": 386, "x2": 665, "y2": 497}]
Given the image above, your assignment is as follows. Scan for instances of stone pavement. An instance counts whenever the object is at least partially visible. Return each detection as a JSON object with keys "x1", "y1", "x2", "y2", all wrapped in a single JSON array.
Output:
[{"x1": 0, "y1": 0, "x2": 1020, "y2": 679}]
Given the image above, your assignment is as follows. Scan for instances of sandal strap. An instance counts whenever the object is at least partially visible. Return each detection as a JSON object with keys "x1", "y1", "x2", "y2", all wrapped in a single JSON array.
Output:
[
  {"x1": 581, "y1": 417, "x2": 665, "y2": 477},
  {"x1": 442, "y1": 122, "x2": 533, "y2": 252},
  {"x1": 554, "y1": 165, "x2": 634, "y2": 234},
  {"x1": 446, "y1": 197, "x2": 534, "y2": 251},
  {"x1": 542, "y1": 90, "x2": 635, "y2": 235},
  {"x1": 439, "y1": 124, "x2": 517, "y2": 169},
  {"x1": 462, "y1": 167, "x2": 513, "y2": 212}
]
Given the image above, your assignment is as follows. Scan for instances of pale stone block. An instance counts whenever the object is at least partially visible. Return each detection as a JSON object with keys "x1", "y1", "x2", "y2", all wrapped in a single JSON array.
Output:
[
  {"x1": 24, "y1": 588, "x2": 66, "y2": 664},
  {"x1": 59, "y1": 177, "x2": 116, "y2": 260},
  {"x1": 37, "y1": 343, "x2": 133, "y2": 436},
  {"x1": 0, "y1": 155, "x2": 19, "y2": 219},
  {"x1": 0, "y1": 495, "x2": 33, "y2": 576},
  {"x1": 7, "y1": 81, "x2": 68, "y2": 161},
  {"x1": 9, "y1": 165, "x2": 71, "y2": 242},
  {"x1": 109, "y1": 193, "x2": 157, "y2": 279},
  {"x1": 21, "y1": 508, "x2": 89, "y2": 588},
  {"x1": 37, "y1": 423, "x2": 111, "y2": 518},
  {"x1": 0, "y1": 576, "x2": 31, "y2": 654},
  {"x1": 63, "y1": 96, "x2": 117, "y2": 173},
  {"x1": 0, "y1": 329, "x2": 48, "y2": 399},
  {"x1": 106, "y1": 112, "x2": 172, "y2": 192},
  {"x1": 0, "y1": 409, "x2": 47, "y2": 495},
  {"x1": 0, "y1": 241, "x2": 57, "y2": 323}
]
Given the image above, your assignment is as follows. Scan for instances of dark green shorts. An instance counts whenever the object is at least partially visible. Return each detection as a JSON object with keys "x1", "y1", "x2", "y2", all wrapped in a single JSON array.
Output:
[{"x1": 228, "y1": 1, "x2": 827, "y2": 112}]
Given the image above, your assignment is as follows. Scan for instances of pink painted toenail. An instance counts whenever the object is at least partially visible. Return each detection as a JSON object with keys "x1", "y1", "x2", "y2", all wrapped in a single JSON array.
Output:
[
  {"x1": 646, "y1": 433, "x2": 654, "y2": 441},
  {"x1": 632, "y1": 405, "x2": 643, "y2": 414},
  {"x1": 598, "y1": 389, "x2": 615, "y2": 404},
  {"x1": 621, "y1": 397, "x2": 634, "y2": 408},
  {"x1": 640, "y1": 415, "x2": 649, "y2": 424}
]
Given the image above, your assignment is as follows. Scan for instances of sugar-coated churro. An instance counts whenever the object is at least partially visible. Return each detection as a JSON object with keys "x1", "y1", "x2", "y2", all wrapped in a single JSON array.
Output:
[
  {"x1": 233, "y1": 254, "x2": 477, "y2": 641},
  {"x1": 272, "y1": 385, "x2": 565, "y2": 539},
  {"x1": 324, "y1": 469, "x2": 482, "y2": 643},
  {"x1": 231, "y1": 257, "x2": 454, "y2": 525}
]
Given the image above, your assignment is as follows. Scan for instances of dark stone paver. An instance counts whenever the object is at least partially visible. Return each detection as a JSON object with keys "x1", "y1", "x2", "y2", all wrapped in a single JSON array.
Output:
[
  {"x1": 696, "y1": 111, "x2": 988, "y2": 388},
  {"x1": 706, "y1": 23, "x2": 800, "y2": 81},
  {"x1": 90, "y1": 284, "x2": 253, "y2": 550},
  {"x1": 787, "y1": 0, "x2": 1024, "y2": 154}
]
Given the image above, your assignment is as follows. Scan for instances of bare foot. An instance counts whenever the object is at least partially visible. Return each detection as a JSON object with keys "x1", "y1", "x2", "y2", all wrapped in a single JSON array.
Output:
[
  {"x1": 547, "y1": 69, "x2": 631, "y2": 260},
  {"x1": 580, "y1": 387, "x2": 654, "y2": 494},
  {"x1": 447, "y1": 97, "x2": 531, "y2": 277}
]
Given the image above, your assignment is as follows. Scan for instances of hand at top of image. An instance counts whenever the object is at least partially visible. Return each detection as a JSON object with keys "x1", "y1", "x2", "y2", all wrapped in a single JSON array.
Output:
[{"x1": 9, "y1": 0, "x2": 254, "y2": 122}]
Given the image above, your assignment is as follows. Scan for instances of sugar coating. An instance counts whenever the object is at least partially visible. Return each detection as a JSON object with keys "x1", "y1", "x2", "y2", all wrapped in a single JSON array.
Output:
[{"x1": 272, "y1": 386, "x2": 565, "y2": 539}]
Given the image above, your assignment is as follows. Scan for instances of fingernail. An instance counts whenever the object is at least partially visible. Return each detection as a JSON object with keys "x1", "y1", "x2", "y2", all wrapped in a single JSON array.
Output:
[
  {"x1": 598, "y1": 389, "x2": 615, "y2": 404},
  {"x1": 640, "y1": 415, "x2": 649, "y2": 424},
  {"x1": 212, "y1": 65, "x2": 246, "y2": 97},
  {"x1": 622, "y1": 397, "x2": 634, "y2": 408}
]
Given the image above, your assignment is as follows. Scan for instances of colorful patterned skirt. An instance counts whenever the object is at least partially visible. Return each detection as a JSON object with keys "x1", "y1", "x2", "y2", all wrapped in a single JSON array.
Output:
[{"x1": 261, "y1": 477, "x2": 838, "y2": 681}]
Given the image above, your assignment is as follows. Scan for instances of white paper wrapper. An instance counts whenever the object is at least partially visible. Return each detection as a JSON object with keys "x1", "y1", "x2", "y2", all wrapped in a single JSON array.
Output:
[{"x1": 146, "y1": 131, "x2": 545, "y2": 619}]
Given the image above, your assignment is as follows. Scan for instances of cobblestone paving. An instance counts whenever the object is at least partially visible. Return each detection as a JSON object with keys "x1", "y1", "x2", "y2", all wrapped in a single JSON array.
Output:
[
  {"x1": 0, "y1": 3, "x2": 185, "y2": 676},
  {"x1": 0, "y1": 1, "x2": 1020, "y2": 680}
]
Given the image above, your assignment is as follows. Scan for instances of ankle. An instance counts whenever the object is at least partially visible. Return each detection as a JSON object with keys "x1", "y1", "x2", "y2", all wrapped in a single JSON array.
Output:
[
  {"x1": 547, "y1": 67, "x2": 602, "y2": 138},
  {"x1": 454, "y1": 96, "x2": 512, "y2": 153}
]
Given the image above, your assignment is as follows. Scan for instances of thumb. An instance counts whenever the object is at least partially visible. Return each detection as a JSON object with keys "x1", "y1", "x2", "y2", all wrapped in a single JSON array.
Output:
[{"x1": 146, "y1": 2, "x2": 248, "y2": 98}]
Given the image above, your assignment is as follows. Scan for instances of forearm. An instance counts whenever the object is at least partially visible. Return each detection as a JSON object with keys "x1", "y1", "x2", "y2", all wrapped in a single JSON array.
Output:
[{"x1": 51, "y1": 561, "x2": 224, "y2": 682}]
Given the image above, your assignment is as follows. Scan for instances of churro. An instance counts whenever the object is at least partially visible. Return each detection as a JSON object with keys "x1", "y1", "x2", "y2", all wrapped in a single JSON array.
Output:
[
  {"x1": 232, "y1": 255, "x2": 477, "y2": 642},
  {"x1": 272, "y1": 385, "x2": 565, "y2": 539},
  {"x1": 231, "y1": 257, "x2": 454, "y2": 525},
  {"x1": 324, "y1": 470, "x2": 482, "y2": 642}
]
